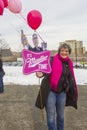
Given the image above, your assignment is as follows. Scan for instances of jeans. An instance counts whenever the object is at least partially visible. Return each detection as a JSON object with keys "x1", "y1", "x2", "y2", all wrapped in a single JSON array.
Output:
[{"x1": 46, "y1": 91, "x2": 66, "y2": 130}]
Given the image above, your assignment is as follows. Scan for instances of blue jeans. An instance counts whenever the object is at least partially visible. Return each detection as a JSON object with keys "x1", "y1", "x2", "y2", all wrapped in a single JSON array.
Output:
[{"x1": 46, "y1": 91, "x2": 66, "y2": 130}]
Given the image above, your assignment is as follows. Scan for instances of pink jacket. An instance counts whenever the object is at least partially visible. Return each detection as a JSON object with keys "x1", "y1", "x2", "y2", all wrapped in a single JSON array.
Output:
[{"x1": 50, "y1": 54, "x2": 78, "y2": 99}]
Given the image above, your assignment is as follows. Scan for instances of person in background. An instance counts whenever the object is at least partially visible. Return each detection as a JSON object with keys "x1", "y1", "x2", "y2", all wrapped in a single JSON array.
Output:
[
  {"x1": 36, "y1": 43, "x2": 78, "y2": 130},
  {"x1": 0, "y1": 59, "x2": 5, "y2": 93}
]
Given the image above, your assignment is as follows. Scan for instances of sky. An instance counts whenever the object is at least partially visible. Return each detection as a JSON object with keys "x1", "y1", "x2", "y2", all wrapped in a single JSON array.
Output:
[
  {"x1": 3, "y1": 65, "x2": 87, "y2": 85},
  {"x1": 0, "y1": 0, "x2": 87, "y2": 51}
]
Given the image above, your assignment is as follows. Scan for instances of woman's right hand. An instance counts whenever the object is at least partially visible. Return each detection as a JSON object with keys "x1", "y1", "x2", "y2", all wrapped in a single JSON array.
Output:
[{"x1": 36, "y1": 72, "x2": 43, "y2": 78}]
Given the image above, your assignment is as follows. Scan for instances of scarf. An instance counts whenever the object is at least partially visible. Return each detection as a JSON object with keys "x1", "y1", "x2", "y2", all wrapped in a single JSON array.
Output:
[{"x1": 50, "y1": 54, "x2": 78, "y2": 99}]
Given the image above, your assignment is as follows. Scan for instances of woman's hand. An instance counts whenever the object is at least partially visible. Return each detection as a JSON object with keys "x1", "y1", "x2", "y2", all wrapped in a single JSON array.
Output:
[{"x1": 36, "y1": 72, "x2": 43, "y2": 78}]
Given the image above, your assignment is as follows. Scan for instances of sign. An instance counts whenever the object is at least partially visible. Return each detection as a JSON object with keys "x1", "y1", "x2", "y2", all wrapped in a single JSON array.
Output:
[{"x1": 22, "y1": 49, "x2": 52, "y2": 74}]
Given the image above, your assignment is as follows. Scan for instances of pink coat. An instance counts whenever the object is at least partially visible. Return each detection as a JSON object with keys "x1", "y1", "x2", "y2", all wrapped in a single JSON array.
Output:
[{"x1": 50, "y1": 54, "x2": 78, "y2": 99}]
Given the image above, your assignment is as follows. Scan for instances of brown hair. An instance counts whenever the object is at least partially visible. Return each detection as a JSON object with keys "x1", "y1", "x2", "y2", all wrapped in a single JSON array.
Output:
[{"x1": 58, "y1": 43, "x2": 72, "y2": 54}]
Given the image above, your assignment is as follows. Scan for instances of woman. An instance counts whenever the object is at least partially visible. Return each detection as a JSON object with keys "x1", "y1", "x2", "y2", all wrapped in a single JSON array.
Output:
[{"x1": 36, "y1": 43, "x2": 78, "y2": 130}]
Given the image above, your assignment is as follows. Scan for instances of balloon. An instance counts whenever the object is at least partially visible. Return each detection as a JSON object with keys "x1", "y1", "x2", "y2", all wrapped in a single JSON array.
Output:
[
  {"x1": 0, "y1": 0, "x2": 4, "y2": 15},
  {"x1": 27, "y1": 10, "x2": 42, "y2": 30},
  {"x1": 8, "y1": 0, "x2": 22, "y2": 13},
  {"x1": 2, "y1": 0, "x2": 8, "y2": 7}
]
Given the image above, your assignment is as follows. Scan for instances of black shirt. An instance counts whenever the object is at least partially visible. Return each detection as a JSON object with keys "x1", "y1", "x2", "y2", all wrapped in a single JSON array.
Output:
[{"x1": 57, "y1": 61, "x2": 71, "y2": 93}]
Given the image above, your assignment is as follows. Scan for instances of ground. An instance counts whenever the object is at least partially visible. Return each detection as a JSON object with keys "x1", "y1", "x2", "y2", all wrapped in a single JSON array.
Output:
[{"x1": 0, "y1": 85, "x2": 86, "y2": 130}]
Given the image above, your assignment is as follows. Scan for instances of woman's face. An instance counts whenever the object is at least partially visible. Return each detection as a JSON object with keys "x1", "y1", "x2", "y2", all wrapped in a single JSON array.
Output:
[{"x1": 60, "y1": 47, "x2": 69, "y2": 58}]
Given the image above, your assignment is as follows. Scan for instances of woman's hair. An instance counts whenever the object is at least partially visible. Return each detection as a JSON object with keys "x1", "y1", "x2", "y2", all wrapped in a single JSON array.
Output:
[{"x1": 58, "y1": 43, "x2": 72, "y2": 54}]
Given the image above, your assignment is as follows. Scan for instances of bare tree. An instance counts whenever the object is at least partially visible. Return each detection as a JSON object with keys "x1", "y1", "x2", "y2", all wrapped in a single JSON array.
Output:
[{"x1": 0, "y1": 35, "x2": 9, "y2": 50}]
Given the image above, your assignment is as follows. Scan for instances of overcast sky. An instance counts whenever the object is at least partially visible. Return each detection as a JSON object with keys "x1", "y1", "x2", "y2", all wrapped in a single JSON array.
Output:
[{"x1": 0, "y1": 0, "x2": 87, "y2": 51}]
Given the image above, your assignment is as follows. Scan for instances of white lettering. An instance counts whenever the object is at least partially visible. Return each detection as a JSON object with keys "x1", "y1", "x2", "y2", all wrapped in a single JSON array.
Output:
[
  {"x1": 25, "y1": 55, "x2": 48, "y2": 67},
  {"x1": 39, "y1": 64, "x2": 47, "y2": 69}
]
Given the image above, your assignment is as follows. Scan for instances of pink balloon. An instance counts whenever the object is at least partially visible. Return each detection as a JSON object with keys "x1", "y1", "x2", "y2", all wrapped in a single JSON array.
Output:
[
  {"x1": 2, "y1": 0, "x2": 8, "y2": 7},
  {"x1": 27, "y1": 10, "x2": 42, "y2": 30},
  {"x1": 0, "y1": 0, "x2": 4, "y2": 15},
  {"x1": 8, "y1": 0, "x2": 22, "y2": 13}
]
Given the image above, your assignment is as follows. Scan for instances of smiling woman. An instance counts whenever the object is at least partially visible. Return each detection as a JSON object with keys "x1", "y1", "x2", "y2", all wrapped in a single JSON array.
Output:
[
  {"x1": 58, "y1": 43, "x2": 72, "y2": 58},
  {"x1": 36, "y1": 43, "x2": 78, "y2": 130}
]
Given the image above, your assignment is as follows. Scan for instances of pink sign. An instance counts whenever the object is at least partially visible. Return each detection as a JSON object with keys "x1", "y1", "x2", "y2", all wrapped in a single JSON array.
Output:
[{"x1": 22, "y1": 49, "x2": 52, "y2": 75}]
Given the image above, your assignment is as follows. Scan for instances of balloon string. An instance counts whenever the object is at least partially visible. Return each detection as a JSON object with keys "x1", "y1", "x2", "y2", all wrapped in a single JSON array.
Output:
[
  {"x1": 19, "y1": 12, "x2": 27, "y2": 23},
  {"x1": 35, "y1": 31, "x2": 45, "y2": 43},
  {"x1": 13, "y1": 0, "x2": 27, "y2": 24}
]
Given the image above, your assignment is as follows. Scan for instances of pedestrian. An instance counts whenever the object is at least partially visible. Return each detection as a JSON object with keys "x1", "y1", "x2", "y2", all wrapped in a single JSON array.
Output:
[
  {"x1": 36, "y1": 43, "x2": 78, "y2": 130},
  {"x1": 0, "y1": 59, "x2": 5, "y2": 93}
]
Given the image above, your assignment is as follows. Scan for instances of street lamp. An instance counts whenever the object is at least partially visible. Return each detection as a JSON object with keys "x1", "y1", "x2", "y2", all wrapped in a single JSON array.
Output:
[
  {"x1": 75, "y1": 42, "x2": 77, "y2": 68},
  {"x1": 82, "y1": 47, "x2": 85, "y2": 68}
]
